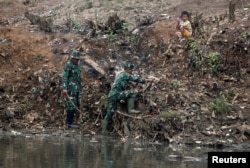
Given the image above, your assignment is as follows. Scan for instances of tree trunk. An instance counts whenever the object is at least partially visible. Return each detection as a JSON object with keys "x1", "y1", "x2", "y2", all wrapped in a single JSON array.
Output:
[{"x1": 229, "y1": 0, "x2": 236, "y2": 23}]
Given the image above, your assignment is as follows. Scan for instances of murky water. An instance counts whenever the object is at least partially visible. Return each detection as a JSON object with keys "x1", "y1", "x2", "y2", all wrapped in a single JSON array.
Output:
[{"x1": 0, "y1": 135, "x2": 209, "y2": 168}]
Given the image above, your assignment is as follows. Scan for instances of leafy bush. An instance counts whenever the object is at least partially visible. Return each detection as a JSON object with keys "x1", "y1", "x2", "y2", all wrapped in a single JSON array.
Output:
[
  {"x1": 208, "y1": 52, "x2": 220, "y2": 75},
  {"x1": 209, "y1": 96, "x2": 231, "y2": 116}
]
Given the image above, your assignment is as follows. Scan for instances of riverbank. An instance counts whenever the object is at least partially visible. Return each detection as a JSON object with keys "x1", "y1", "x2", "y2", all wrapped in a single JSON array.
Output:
[{"x1": 0, "y1": 0, "x2": 250, "y2": 146}]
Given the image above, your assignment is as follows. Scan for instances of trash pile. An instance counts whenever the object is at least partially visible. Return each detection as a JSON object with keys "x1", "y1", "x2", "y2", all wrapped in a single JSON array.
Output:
[{"x1": 0, "y1": 0, "x2": 250, "y2": 146}]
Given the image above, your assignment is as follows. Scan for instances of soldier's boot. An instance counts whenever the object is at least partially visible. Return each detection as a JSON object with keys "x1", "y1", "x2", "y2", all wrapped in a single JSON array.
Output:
[
  {"x1": 101, "y1": 120, "x2": 108, "y2": 134},
  {"x1": 66, "y1": 110, "x2": 79, "y2": 129},
  {"x1": 127, "y1": 98, "x2": 140, "y2": 114}
]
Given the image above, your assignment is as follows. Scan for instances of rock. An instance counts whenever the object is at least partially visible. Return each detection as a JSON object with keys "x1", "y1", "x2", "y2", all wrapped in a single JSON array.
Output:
[
  {"x1": 132, "y1": 28, "x2": 139, "y2": 35},
  {"x1": 5, "y1": 107, "x2": 15, "y2": 118}
]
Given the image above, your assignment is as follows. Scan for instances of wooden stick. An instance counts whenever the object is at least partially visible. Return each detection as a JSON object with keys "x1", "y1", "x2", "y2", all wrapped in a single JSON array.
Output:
[
  {"x1": 232, "y1": 93, "x2": 239, "y2": 104},
  {"x1": 94, "y1": 110, "x2": 101, "y2": 125},
  {"x1": 66, "y1": 95, "x2": 84, "y2": 114},
  {"x1": 116, "y1": 110, "x2": 151, "y2": 120}
]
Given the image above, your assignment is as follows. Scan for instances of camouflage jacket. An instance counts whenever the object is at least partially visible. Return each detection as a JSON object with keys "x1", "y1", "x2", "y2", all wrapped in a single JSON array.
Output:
[
  {"x1": 109, "y1": 71, "x2": 145, "y2": 97},
  {"x1": 62, "y1": 60, "x2": 82, "y2": 92}
]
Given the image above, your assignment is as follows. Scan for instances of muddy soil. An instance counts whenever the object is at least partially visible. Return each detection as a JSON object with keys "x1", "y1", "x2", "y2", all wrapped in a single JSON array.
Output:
[{"x1": 0, "y1": 0, "x2": 250, "y2": 146}]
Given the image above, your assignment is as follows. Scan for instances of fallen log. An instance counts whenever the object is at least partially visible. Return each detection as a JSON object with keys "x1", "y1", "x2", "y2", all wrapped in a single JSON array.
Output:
[{"x1": 82, "y1": 56, "x2": 106, "y2": 76}]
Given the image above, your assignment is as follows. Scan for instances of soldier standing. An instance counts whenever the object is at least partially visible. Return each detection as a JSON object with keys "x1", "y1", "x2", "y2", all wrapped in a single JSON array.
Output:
[
  {"x1": 62, "y1": 50, "x2": 82, "y2": 128},
  {"x1": 102, "y1": 61, "x2": 154, "y2": 133}
]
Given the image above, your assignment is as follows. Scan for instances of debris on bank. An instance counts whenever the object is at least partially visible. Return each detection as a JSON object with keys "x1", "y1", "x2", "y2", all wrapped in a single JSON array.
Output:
[{"x1": 0, "y1": 0, "x2": 250, "y2": 146}]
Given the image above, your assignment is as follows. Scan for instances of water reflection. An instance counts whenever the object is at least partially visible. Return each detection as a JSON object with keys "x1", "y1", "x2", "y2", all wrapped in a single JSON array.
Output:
[{"x1": 0, "y1": 135, "x2": 207, "y2": 168}]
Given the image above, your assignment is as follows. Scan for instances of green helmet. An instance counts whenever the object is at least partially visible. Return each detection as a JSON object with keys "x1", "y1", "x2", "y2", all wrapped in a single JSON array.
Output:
[
  {"x1": 123, "y1": 61, "x2": 134, "y2": 70},
  {"x1": 71, "y1": 50, "x2": 81, "y2": 59}
]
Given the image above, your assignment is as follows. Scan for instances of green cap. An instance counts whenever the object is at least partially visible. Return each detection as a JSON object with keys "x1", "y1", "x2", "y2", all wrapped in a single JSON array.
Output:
[
  {"x1": 123, "y1": 61, "x2": 134, "y2": 70},
  {"x1": 71, "y1": 50, "x2": 81, "y2": 59}
]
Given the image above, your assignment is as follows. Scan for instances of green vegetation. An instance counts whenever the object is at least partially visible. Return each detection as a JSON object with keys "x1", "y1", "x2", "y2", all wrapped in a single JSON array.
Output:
[
  {"x1": 72, "y1": 20, "x2": 82, "y2": 31},
  {"x1": 171, "y1": 80, "x2": 181, "y2": 88},
  {"x1": 208, "y1": 52, "x2": 220, "y2": 75},
  {"x1": 122, "y1": 22, "x2": 129, "y2": 30},
  {"x1": 108, "y1": 29, "x2": 117, "y2": 42},
  {"x1": 187, "y1": 38, "x2": 222, "y2": 76},
  {"x1": 188, "y1": 38, "x2": 198, "y2": 50},
  {"x1": 34, "y1": 54, "x2": 43, "y2": 61},
  {"x1": 209, "y1": 96, "x2": 231, "y2": 115},
  {"x1": 223, "y1": 87, "x2": 237, "y2": 99},
  {"x1": 209, "y1": 96, "x2": 232, "y2": 125},
  {"x1": 121, "y1": 22, "x2": 130, "y2": 37},
  {"x1": 187, "y1": 39, "x2": 203, "y2": 70},
  {"x1": 130, "y1": 34, "x2": 138, "y2": 44},
  {"x1": 86, "y1": 1, "x2": 93, "y2": 9},
  {"x1": 242, "y1": 32, "x2": 249, "y2": 40},
  {"x1": 227, "y1": 88, "x2": 236, "y2": 97}
]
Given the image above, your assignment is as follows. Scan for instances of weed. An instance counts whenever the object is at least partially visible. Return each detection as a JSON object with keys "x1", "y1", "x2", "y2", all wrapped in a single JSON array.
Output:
[
  {"x1": 228, "y1": 88, "x2": 236, "y2": 97},
  {"x1": 171, "y1": 80, "x2": 181, "y2": 88},
  {"x1": 242, "y1": 32, "x2": 249, "y2": 41},
  {"x1": 209, "y1": 96, "x2": 231, "y2": 124},
  {"x1": 86, "y1": 1, "x2": 93, "y2": 9},
  {"x1": 188, "y1": 39, "x2": 198, "y2": 50},
  {"x1": 195, "y1": 55, "x2": 202, "y2": 64},
  {"x1": 122, "y1": 22, "x2": 130, "y2": 36},
  {"x1": 208, "y1": 52, "x2": 220, "y2": 75},
  {"x1": 108, "y1": 29, "x2": 117, "y2": 42},
  {"x1": 208, "y1": 52, "x2": 219, "y2": 62},
  {"x1": 72, "y1": 20, "x2": 82, "y2": 31},
  {"x1": 187, "y1": 39, "x2": 203, "y2": 70},
  {"x1": 122, "y1": 22, "x2": 129, "y2": 30},
  {"x1": 130, "y1": 34, "x2": 138, "y2": 44},
  {"x1": 224, "y1": 87, "x2": 236, "y2": 99},
  {"x1": 198, "y1": 27, "x2": 205, "y2": 34},
  {"x1": 34, "y1": 54, "x2": 43, "y2": 60}
]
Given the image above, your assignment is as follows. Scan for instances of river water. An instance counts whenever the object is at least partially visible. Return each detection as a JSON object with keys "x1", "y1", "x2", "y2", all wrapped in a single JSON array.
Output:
[{"x1": 0, "y1": 134, "x2": 210, "y2": 168}]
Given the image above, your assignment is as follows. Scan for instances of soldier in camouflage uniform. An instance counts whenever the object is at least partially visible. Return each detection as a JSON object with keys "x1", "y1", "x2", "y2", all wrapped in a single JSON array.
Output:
[
  {"x1": 62, "y1": 50, "x2": 82, "y2": 128},
  {"x1": 102, "y1": 62, "x2": 154, "y2": 133}
]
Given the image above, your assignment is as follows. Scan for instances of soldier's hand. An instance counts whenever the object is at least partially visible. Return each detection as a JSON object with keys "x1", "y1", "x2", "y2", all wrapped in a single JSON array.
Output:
[{"x1": 62, "y1": 90, "x2": 68, "y2": 96}]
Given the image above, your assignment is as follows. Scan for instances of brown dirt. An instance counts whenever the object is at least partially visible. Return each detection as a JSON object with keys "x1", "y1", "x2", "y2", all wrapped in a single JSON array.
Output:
[{"x1": 0, "y1": 0, "x2": 250, "y2": 145}]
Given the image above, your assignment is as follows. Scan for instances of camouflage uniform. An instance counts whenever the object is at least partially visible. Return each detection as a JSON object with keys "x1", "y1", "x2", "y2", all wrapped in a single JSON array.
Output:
[
  {"x1": 62, "y1": 51, "x2": 82, "y2": 125},
  {"x1": 104, "y1": 71, "x2": 145, "y2": 121}
]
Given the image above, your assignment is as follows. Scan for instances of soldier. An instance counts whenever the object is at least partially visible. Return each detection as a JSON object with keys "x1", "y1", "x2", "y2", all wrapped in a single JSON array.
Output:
[
  {"x1": 62, "y1": 50, "x2": 82, "y2": 128},
  {"x1": 102, "y1": 61, "x2": 154, "y2": 133}
]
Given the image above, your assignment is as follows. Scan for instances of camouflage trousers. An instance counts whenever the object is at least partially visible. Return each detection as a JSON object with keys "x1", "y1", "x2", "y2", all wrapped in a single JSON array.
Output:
[
  {"x1": 104, "y1": 90, "x2": 136, "y2": 121},
  {"x1": 66, "y1": 91, "x2": 80, "y2": 111},
  {"x1": 66, "y1": 91, "x2": 80, "y2": 124}
]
